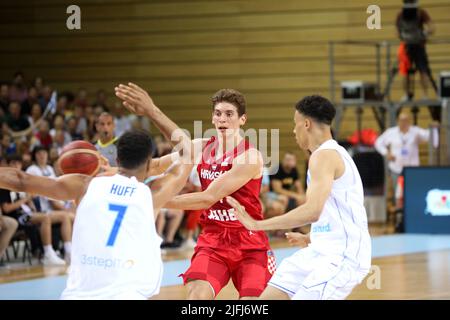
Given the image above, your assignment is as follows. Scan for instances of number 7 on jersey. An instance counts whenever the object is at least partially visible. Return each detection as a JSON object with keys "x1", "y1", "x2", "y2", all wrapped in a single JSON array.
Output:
[{"x1": 107, "y1": 204, "x2": 128, "y2": 246}]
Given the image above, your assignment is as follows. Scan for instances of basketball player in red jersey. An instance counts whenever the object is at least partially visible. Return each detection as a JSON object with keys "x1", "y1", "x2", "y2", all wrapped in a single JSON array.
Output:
[{"x1": 115, "y1": 83, "x2": 275, "y2": 300}]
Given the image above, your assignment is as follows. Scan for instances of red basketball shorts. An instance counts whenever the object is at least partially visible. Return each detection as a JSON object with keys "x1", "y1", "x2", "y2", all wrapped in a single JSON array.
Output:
[{"x1": 180, "y1": 228, "x2": 275, "y2": 298}]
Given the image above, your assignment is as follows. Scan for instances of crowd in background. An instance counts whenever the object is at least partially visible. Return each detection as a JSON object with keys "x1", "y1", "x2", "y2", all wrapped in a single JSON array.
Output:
[
  {"x1": 1, "y1": 67, "x2": 437, "y2": 270},
  {"x1": 0, "y1": 72, "x2": 308, "y2": 269}
]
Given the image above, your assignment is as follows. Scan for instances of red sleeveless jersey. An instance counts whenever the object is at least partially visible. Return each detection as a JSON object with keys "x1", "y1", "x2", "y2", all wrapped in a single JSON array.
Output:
[{"x1": 197, "y1": 136, "x2": 264, "y2": 229}]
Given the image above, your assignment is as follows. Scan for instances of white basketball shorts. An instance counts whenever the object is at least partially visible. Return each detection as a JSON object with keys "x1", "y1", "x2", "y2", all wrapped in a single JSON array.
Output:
[{"x1": 268, "y1": 247, "x2": 368, "y2": 300}]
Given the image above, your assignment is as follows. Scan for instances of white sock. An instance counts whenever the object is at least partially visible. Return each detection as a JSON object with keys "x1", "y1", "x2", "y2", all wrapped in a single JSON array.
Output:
[
  {"x1": 44, "y1": 245, "x2": 55, "y2": 256},
  {"x1": 64, "y1": 242, "x2": 72, "y2": 256}
]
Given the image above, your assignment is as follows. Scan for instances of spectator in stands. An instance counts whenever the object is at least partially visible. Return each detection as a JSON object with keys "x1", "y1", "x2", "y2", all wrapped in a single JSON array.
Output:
[
  {"x1": 74, "y1": 88, "x2": 89, "y2": 109},
  {"x1": 396, "y1": 0, "x2": 436, "y2": 100},
  {"x1": 33, "y1": 76, "x2": 44, "y2": 98},
  {"x1": 374, "y1": 111, "x2": 435, "y2": 196},
  {"x1": 93, "y1": 105, "x2": 106, "y2": 117},
  {"x1": 270, "y1": 152, "x2": 305, "y2": 212},
  {"x1": 26, "y1": 146, "x2": 75, "y2": 227},
  {"x1": 0, "y1": 155, "x2": 67, "y2": 265},
  {"x1": 48, "y1": 147, "x2": 60, "y2": 169},
  {"x1": 0, "y1": 134, "x2": 17, "y2": 157},
  {"x1": 16, "y1": 139, "x2": 31, "y2": 160},
  {"x1": 73, "y1": 105, "x2": 88, "y2": 139},
  {"x1": 6, "y1": 102, "x2": 30, "y2": 132},
  {"x1": 9, "y1": 72, "x2": 27, "y2": 103},
  {"x1": 0, "y1": 83, "x2": 9, "y2": 115},
  {"x1": 149, "y1": 145, "x2": 184, "y2": 249},
  {"x1": 28, "y1": 103, "x2": 43, "y2": 135},
  {"x1": 129, "y1": 114, "x2": 151, "y2": 132},
  {"x1": 113, "y1": 101, "x2": 132, "y2": 138},
  {"x1": 180, "y1": 167, "x2": 203, "y2": 250},
  {"x1": 21, "y1": 87, "x2": 39, "y2": 116},
  {"x1": 38, "y1": 85, "x2": 52, "y2": 110},
  {"x1": 95, "y1": 112, "x2": 117, "y2": 166},
  {"x1": 32, "y1": 120, "x2": 53, "y2": 150},
  {"x1": 55, "y1": 96, "x2": 68, "y2": 118},
  {"x1": 0, "y1": 211, "x2": 18, "y2": 269},
  {"x1": 1, "y1": 123, "x2": 10, "y2": 137},
  {"x1": 84, "y1": 105, "x2": 97, "y2": 140},
  {"x1": 50, "y1": 114, "x2": 71, "y2": 145},
  {"x1": 52, "y1": 129, "x2": 69, "y2": 155},
  {"x1": 260, "y1": 167, "x2": 288, "y2": 218},
  {"x1": 21, "y1": 153, "x2": 32, "y2": 170},
  {"x1": 157, "y1": 207, "x2": 184, "y2": 250},
  {"x1": 92, "y1": 89, "x2": 109, "y2": 111},
  {"x1": 67, "y1": 117, "x2": 83, "y2": 141}
]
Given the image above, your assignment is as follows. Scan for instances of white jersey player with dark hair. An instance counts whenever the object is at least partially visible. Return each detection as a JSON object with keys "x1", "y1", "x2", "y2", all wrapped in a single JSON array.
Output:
[
  {"x1": 227, "y1": 95, "x2": 371, "y2": 300},
  {"x1": 0, "y1": 129, "x2": 193, "y2": 300}
]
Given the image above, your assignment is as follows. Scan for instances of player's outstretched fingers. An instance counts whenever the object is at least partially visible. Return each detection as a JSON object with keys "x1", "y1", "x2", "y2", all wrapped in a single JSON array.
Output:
[
  {"x1": 115, "y1": 87, "x2": 130, "y2": 101},
  {"x1": 128, "y1": 82, "x2": 146, "y2": 95},
  {"x1": 226, "y1": 196, "x2": 242, "y2": 211},
  {"x1": 115, "y1": 85, "x2": 140, "y2": 103},
  {"x1": 122, "y1": 101, "x2": 138, "y2": 114},
  {"x1": 227, "y1": 196, "x2": 258, "y2": 231},
  {"x1": 119, "y1": 83, "x2": 139, "y2": 95}
]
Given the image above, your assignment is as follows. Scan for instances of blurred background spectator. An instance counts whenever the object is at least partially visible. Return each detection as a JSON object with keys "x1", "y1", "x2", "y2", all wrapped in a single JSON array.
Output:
[{"x1": 270, "y1": 152, "x2": 305, "y2": 212}]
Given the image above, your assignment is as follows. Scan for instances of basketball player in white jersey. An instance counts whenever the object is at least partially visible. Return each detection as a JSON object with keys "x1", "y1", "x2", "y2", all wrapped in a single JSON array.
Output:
[
  {"x1": 227, "y1": 95, "x2": 372, "y2": 300},
  {"x1": 0, "y1": 130, "x2": 193, "y2": 299}
]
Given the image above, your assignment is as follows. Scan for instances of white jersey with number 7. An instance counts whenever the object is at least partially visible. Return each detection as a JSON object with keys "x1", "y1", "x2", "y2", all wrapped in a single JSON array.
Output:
[{"x1": 61, "y1": 174, "x2": 162, "y2": 300}]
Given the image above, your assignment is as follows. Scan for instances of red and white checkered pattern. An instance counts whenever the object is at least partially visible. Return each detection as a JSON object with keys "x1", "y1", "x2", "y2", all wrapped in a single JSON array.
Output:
[{"x1": 267, "y1": 250, "x2": 277, "y2": 275}]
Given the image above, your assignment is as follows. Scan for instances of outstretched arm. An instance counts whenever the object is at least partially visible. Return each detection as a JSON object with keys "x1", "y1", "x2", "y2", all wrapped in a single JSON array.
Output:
[
  {"x1": 227, "y1": 150, "x2": 338, "y2": 231},
  {"x1": 150, "y1": 162, "x2": 194, "y2": 214},
  {"x1": 148, "y1": 152, "x2": 180, "y2": 177},
  {"x1": 164, "y1": 148, "x2": 262, "y2": 210},
  {"x1": 114, "y1": 83, "x2": 196, "y2": 161},
  {"x1": 0, "y1": 168, "x2": 91, "y2": 205},
  {"x1": 98, "y1": 153, "x2": 178, "y2": 178},
  {"x1": 147, "y1": 138, "x2": 206, "y2": 176}
]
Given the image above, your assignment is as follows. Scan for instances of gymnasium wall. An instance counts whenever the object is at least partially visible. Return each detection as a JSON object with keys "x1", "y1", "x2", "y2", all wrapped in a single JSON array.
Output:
[{"x1": 1, "y1": 0, "x2": 450, "y2": 171}]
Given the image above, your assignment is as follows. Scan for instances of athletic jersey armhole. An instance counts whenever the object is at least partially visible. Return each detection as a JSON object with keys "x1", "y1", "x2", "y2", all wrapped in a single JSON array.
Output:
[{"x1": 314, "y1": 147, "x2": 349, "y2": 185}]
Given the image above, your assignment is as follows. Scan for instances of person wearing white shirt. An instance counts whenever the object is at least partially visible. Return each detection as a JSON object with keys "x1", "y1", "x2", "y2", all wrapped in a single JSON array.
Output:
[
  {"x1": 26, "y1": 146, "x2": 75, "y2": 263},
  {"x1": 374, "y1": 112, "x2": 433, "y2": 193}
]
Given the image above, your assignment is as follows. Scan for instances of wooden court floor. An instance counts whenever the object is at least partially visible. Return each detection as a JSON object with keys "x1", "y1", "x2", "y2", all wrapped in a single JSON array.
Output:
[
  {"x1": 1, "y1": 224, "x2": 449, "y2": 299},
  {"x1": 1, "y1": 249, "x2": 449, "y2": 300},
  {"x1": 151, "y1": 249, "x2": 450, "y2": 300}
]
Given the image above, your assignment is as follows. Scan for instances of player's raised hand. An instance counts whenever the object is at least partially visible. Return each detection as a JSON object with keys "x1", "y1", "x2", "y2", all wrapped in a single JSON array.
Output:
[
  {"x1": 285, "y1": 232, "x2": 310, "y2": 248},
  {"x1": 226, "y1": 196, "x2": 258, "y2": 231},
  {"x1": 114, "y1": 83, "x2": 158, "y2": 117}
]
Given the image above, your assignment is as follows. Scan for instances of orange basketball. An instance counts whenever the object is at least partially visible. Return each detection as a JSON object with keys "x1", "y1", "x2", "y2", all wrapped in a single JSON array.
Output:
[{"x1": 58, "y1": 141, "x2": 100, "y2": 176}]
